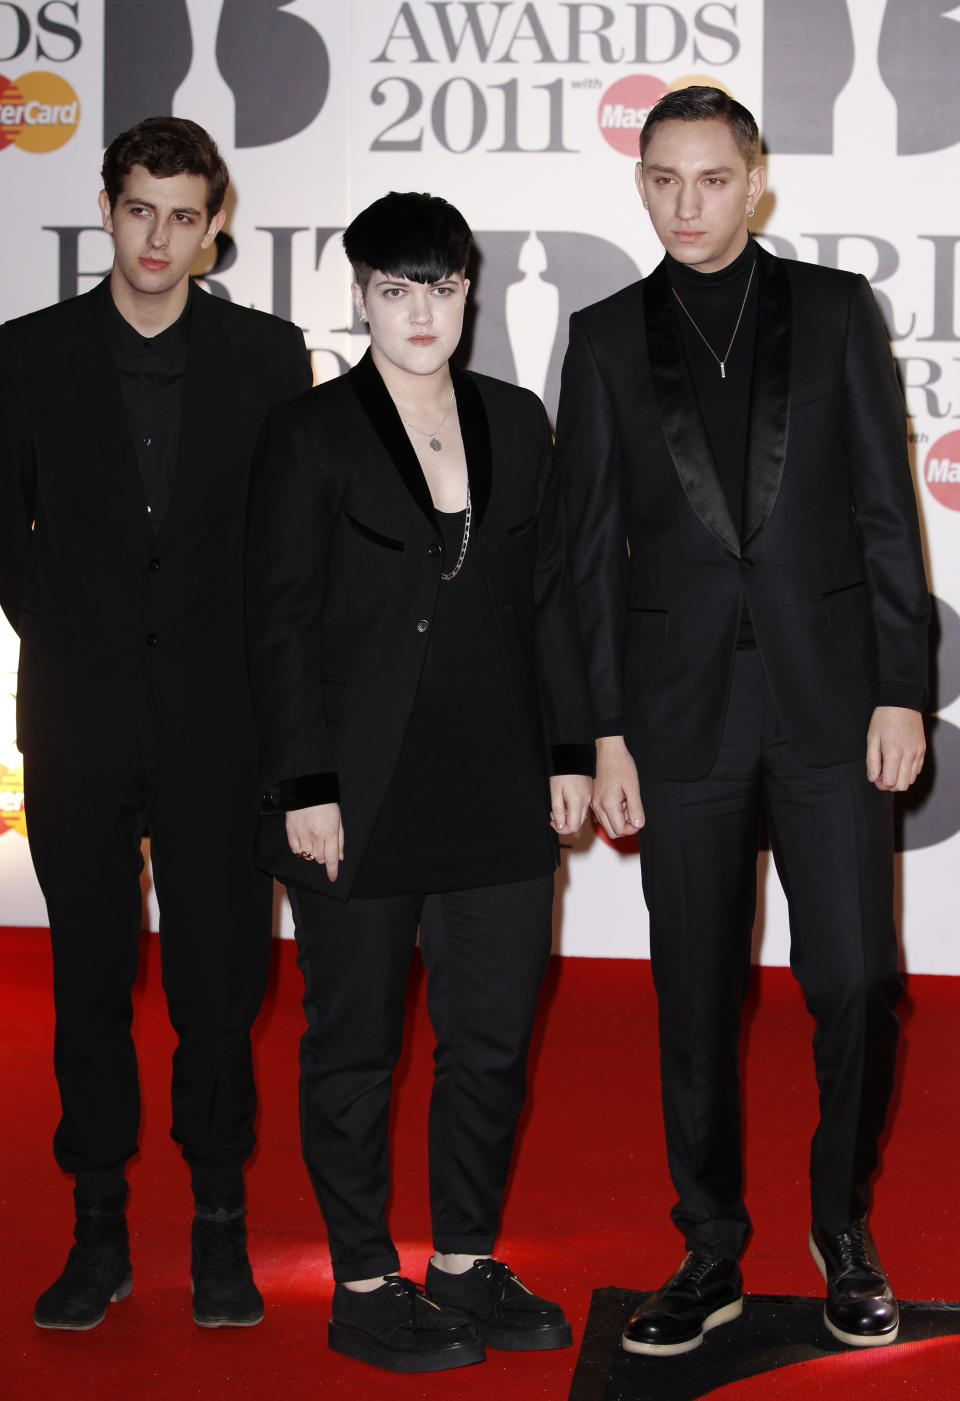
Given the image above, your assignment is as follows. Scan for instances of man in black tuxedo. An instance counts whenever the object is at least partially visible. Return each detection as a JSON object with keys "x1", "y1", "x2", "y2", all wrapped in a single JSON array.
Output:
[
  {"x1": 0, "y1": 117, "x2": 311, "y2": 1331},
  {"x1": 555, "y1": 88, "x2": 929, "y2": 1355}
]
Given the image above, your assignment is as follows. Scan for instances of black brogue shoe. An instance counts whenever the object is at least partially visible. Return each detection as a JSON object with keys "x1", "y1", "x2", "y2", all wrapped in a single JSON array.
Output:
[
  {"x1": 329, "y1": 1276, "x2": 485, "y2": 1372},
  {"x1": 621, "y1": 1251, "x2": 743, "y2": 1356},
  {"x1": 809, "y1": 1219, "x2": 899, "y2": 1347},
  {"x1": 425, "y1": 1258, "x2": 573, "y2": 1351}
]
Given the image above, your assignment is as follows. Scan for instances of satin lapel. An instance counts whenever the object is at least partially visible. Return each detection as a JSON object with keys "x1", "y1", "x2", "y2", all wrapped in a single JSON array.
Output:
[
  {"x1": 743, "y1": 246, "x2": 791, "y2": 546},
  {"x1": 66, "y1": 282, "x2": 151, "y2": 534},
  {"x1": 347, "y1": 350, "x2": 437, "y2": 529},
  {"x1": 450, "y1": 360, "x2": 491, "y2": 525},
  {"x1": 643, "y1": 262, "x2": 740, "y2": 558}
]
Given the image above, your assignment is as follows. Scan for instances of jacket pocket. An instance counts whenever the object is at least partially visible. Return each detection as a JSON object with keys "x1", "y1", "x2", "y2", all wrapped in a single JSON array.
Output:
[
  {"x1": 822, "y1": 580, "x2": 869, "y2": 630},
  {"x1": 342, "y1": 511, "x2": 404, "y2": 551}
]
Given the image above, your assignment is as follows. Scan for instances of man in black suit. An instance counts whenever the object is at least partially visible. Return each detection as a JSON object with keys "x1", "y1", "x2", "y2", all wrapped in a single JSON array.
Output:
[
  {"x1": 0, "y1": 117, "x2": 311, "y2": 1331},
  {"x1": 555, "y1": 88, "x2": 929, "y2": 1355}
]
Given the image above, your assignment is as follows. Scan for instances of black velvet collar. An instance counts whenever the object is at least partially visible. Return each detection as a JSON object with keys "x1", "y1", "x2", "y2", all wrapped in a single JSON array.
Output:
[
  {"x1": 346, "y1": 349, "x2": 492, "y2": 529},
  {"x1": 643, "y1": 243, "x2": 791, "y2": 556}
]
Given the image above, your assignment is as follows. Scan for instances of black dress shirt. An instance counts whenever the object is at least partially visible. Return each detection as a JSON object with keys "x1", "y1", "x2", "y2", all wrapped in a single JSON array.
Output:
[{"x1": 111, "y1": 288, "x2": 192, "y2": 532}]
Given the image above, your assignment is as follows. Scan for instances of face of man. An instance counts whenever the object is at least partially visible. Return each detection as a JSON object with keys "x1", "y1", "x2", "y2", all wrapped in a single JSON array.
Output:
[
  {"x1": 98, "y1": 165, "x2": 225, "y2": 307},
  {"x1": 637, "y1": 117, "x2": 765, "y2": 274},
  {"x1": 352, "y1": 271, "x2": 469, "y2": 382}
]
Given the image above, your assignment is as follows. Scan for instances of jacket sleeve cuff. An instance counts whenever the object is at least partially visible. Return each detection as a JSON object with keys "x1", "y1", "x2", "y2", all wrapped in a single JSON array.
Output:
[
  {"x1": 259, "y1": 772, "x2": 340, "y2": 813},
  {"x1": 877, "y1": 683, "x2": 928, "y2": 713},
  {"x1": 550, "y1": 743, "x2": 596, "y2": 778}
]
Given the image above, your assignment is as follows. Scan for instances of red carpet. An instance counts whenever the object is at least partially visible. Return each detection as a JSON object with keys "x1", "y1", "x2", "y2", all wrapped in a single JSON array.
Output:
[{"x1": 2, "y1": 927, "x2": 958, "y2": 1400}]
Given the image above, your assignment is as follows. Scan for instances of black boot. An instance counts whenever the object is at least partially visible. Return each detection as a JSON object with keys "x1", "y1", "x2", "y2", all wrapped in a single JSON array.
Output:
[
  {"x1": 190, "y1": 1167, "x2": 263, "y2": 1328},
  {"x1": 34, "y1": 1182, "x2": 132, "y2": 1331}
]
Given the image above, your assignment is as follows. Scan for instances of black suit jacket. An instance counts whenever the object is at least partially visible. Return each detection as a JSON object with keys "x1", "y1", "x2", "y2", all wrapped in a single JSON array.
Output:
[
  {"x1": 0, "y1": 279, "x2": 312, "y2": 771},
  {"x1": 555, "y1": 244, "x2": 930, "y2": 781},
  {"x1": 245, "y1": 350, "x2": 594, "y2": 899}
]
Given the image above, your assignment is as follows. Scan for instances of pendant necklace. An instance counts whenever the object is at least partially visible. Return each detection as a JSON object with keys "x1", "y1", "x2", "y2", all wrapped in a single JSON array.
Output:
[
  {"x1": 401, "y1": 387, "x2": 456, "y2": 452},
  {"x1": 671, "y1": 261, "x2": 756, "y2": 380}
]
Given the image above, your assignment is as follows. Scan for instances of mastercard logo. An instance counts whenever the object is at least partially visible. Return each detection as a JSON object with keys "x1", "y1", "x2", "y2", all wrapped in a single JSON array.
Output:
[
  {"x1": 597, "y1": 74, "x2": 733, "y2": 157},
  {"x1": 0, "y1": 764, "x2": 26, "y2": 839},
  {"x1": 924, "y1": 430, "x2": 960, "y2": 513},
  {"x1": 0, "y1": 70, "x2": 80, "y2": 154}
]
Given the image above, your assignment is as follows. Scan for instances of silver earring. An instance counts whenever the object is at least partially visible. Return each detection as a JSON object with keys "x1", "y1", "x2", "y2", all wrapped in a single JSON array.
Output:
[{"x1": 747, "y1": 207, "x2": 755, "y2": 218}]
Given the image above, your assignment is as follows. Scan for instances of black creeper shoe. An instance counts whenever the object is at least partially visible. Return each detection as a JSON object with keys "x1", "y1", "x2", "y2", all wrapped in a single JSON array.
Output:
[
  {"x1": 425, "y1": 1258, "x2": 573, "y2": 1351},
  {"x1": 329, "y1": 1275, "x2": 485, "y2": 1372}
]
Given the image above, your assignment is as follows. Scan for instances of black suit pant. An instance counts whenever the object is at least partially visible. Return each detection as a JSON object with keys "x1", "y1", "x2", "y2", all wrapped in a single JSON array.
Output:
[
  {"x1": 638, "y1": 648, "x2": 901, "y2": 1259},
  {"x1": 24, "y1": 722, "x2": 273, "y2": 1178},
  {"x1": 288, "y1": 875, "x2": 554, "y2": 1283}
]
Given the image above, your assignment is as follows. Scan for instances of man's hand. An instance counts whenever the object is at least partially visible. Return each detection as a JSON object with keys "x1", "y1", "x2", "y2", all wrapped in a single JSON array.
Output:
[
  {"x1": 550, "y1": 774, "x2": 593, "y2": 835},
  {"x1": 865, "y1": 707, "x2": 925, "y2": 792},
  {"x1": 285, "y1": 803, "x2": 344, "y2": 882},
  {"x1": 592, "y1": 735, "x2": 645, "y2": 838}
]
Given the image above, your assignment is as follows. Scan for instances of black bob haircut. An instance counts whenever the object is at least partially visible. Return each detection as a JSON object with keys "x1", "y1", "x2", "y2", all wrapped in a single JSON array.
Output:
[{"x1": 343, "y1": 191, "x2": 473, "y2": 293}]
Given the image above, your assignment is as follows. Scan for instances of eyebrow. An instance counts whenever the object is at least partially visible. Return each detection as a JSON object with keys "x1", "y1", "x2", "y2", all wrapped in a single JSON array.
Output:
[
  {"x1": 121, "y1": 196, "x2": 204, "y2": 216},
  {"x1": 644, "y1": 163, "x2": 736, "y2": 177}
]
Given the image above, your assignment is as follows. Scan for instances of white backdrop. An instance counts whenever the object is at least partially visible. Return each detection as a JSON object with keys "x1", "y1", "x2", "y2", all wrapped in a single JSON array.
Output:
[{"x1": 1, "y1": 1, "x2": 959, "y2": 970}]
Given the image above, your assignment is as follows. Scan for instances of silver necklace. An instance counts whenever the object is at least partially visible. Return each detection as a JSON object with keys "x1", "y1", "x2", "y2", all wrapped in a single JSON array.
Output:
[
  {"x1": 401, "y1": 387, "x2": 456, "y2": 452},
  {"x1": 671, "y1": 261, "x2": 756, "y2": 379},
  {"x1": 440, "y1": 486, "x2": 471, "y2": 582}
]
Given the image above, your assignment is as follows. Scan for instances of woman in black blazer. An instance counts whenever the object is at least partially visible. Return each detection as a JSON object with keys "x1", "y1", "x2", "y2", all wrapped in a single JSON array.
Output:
[{"x1": 246, "y1": 193, "x2": 593, "y2": 1374}]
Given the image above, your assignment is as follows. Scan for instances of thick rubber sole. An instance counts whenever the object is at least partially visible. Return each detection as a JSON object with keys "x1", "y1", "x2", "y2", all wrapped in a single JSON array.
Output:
[
  {"x1": 621, "y1": 1295, "x2": 743, "y2": 1356},
  {"x1": 328, "y1": 1319, "x2": 486, "y2": 1373},
  {"x1": 808, "y1": 1232, "x2": 899, "y2": 1348},
  {"x1": 33, "y1": 1273, "x2": 133, "y2": 1331},
  {"x1": 478, "y1": 1319, "x2": 574, "y2": 1351}
]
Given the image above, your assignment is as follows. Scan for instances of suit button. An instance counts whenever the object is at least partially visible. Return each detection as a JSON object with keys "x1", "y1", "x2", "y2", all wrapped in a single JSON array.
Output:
[
  {"x1": 148, "y1": 557, "x2": 161, "y2": 571},
  {"x1": 427, "y1": 543, "x2": 442, "y2": 557},
  {"x1": 416, "y1": 619, "x2": 430, "y2": 633},
  {"x1": 146, "y1": 633, "x2": 159, "y2": 646}
]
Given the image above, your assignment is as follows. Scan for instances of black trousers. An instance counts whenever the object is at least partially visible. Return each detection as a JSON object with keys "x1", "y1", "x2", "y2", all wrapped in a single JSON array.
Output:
[
  {"x1": 24, "y1": 724, "x2": 273, "y2": 1179},
  {"x1": 288, "y1": 875, "x2": 555, "y2": 1283},
  {"x1": 638, "y1": 648, "x2": 902, "y2": 1260}
]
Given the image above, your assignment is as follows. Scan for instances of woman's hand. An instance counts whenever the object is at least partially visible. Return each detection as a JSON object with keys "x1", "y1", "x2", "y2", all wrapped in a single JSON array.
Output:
[
  {"x1": 285, "y1": 803, "x2": 344, "y2": 882},
  {"x1": 549, "y1": 774, "x2": 593, "y2": 835}
]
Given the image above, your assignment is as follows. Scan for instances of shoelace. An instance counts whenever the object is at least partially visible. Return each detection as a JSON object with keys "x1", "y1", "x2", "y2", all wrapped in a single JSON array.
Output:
[
  {"x1": 382, "y1": 1275, "x2": 442, "y2": 1319},
  {"x1": 828, "y1": 1222, "x2": 879, "y2": 1281},
  {"x1": 681, "y1": 1252, "x2": 724, "y2": 1286}
]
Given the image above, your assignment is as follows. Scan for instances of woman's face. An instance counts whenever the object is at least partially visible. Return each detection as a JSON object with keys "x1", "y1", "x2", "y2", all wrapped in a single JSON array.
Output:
[{"x1": 353, "y1": 270, "x2": 469, "y2": 380}]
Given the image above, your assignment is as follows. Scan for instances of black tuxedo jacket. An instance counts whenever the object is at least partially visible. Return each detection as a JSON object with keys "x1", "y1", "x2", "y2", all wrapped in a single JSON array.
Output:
[
  {"x1": 245, "y1": 350, "x2": 594, "y2": 899},
  {"x1": 555, "y1": 244, "x2": 930, "y2": 781},
  {"x1": 0, "y1": 279, "x2": 312, "y2": 771}
]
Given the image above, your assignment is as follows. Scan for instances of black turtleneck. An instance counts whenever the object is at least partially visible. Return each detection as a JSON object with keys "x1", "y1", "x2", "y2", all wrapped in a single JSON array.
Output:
[{"x1": 666, "y1": 235, "x2": 758, "y2": 644}]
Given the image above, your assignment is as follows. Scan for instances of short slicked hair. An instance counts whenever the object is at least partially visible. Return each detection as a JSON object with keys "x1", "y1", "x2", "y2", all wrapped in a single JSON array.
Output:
[
  {"x1": 101, "y1": 116, "x2": 229, "y2": 220},
  {"x1": 343, "y1": 191, "x2": 473, "y2": 293},
  {"x1": 640, "y1": 86, "x2": 760, "y2": 168}
]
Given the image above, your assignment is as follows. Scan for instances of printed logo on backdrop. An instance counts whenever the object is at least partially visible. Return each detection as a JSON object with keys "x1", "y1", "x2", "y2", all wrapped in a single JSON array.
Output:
[
  {"x1": 0, "y1": 669, "x2": 24, "y2": 840},
  {"x1": 597, "y1": 73, "x2": 733, "y2": 157},
  {"x1": 366, "y1": 2, "x2": 740, "y2": 156},
  {"x1": 102, "y1": 0, "x2": 329, "y2": 147},
  {"x1": 0, "y1": 68, "x2": 79, "y2": 150},
  {"x1": 923, "y1": 431, "x2": 960, "y2": 512},
  {"x1": 763, "y1": 0, "x2": 960, "y2": 155}
]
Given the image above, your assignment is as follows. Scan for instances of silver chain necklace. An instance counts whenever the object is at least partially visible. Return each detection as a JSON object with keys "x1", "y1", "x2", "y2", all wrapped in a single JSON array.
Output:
[
  {"x1": 440, "y1": 485, "x2": 471, "y2": 582},
  {"x1": 400, "y1": 387, "x2": 456, "y2": 452},
  {"x1": 671, "y1": 261, "x2": 756, "y2": 379}
]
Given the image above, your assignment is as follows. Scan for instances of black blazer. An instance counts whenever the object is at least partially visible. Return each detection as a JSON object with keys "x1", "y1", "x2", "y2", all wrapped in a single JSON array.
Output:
[
  {"x1": 245, "y1": 351, "x2": 594, "y2": 899},
  {"x1": 0, "y1": 279, "x2": 312, "y2": 770},
  {"x1": 555, "y1": 244, "x2": 930, "y2": 781}
]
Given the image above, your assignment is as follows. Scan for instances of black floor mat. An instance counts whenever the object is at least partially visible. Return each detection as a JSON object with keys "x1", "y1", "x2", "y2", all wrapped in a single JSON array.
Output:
[{"x1": 569, "y1": 1288, "x2": 960, "y2": 1401}]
